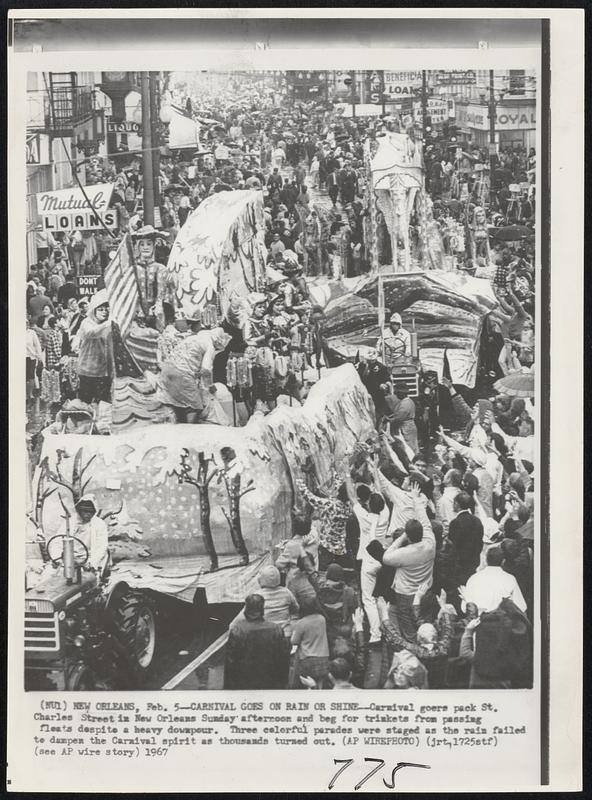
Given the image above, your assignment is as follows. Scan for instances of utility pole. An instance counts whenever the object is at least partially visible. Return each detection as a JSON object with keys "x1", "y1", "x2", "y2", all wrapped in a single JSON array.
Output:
[
  {"x1": 350, "y1": 70, "x2": 356, "y2": 118},
  {"x1": 488, "y1": 68, "x2": 497, "y2": 207},
  {"x1": 421, "y1": 70, "x2": 428, "y2": 141},
  {"x1": 380, "y1": 70, "x2": 386, "y2": 115},
  {"x1": 149, "y1": 71, "x2": 161, "y2": 225},
  {"x1": 140, "y1": 71, "x2": 155, "y2": 226}
]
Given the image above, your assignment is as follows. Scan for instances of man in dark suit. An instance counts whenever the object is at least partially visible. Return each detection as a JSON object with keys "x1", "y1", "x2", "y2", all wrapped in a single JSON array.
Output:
[
  {"x1": 448, "y1": 491, "x2": 484, "y2": 584},
  {"x1": 224, "y1": 594, "x2": 290, "y2": 689},
  {"x1": 356, "y1": 349, "x2": 390, "y2": 422}
]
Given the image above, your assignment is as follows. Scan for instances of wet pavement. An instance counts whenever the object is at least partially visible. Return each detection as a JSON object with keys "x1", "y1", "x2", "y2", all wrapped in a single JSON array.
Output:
[{"x1": 144, "y1": 598, "x2": 240, "y2": 690}]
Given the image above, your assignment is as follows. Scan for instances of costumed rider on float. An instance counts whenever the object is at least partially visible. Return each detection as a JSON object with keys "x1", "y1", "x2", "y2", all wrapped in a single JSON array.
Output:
[
  {"x1": 377, "y1": 312, "x2": 411, "y2": 366},
  {"x1": 376, "y1": 311, "x2": 419, "y2": 397},
  {"x1": 130, "y1": 224, "x2": 173, "y2": 332},
  {"x1": 155, "y1": 309, "x2": 232, "y2": 424}
]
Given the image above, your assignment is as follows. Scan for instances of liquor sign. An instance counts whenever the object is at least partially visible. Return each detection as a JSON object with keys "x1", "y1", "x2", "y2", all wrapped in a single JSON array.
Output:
[
  {"x1": 36, "y1": 183, "x2": 117, "y2": 232},
  {"x1": 107, "y1": 119, "x2": 142, "y2": 135},
  {"x1": 383, "y1": 70, "x2": 423, "y2": 97},
  {"x1": 26, "y1": 133, "x2": 50, "y2": 165},
  {"x1": 78, "y1": 275, "x2": 101, "y2": 298},
  {"x1": 435, "y1": 70, "x2": 477, "y2": 86}
]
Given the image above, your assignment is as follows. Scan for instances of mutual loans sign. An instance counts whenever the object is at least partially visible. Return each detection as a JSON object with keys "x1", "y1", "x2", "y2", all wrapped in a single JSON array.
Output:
[{"x1": 36, "y1": 183, "x2": 116, "y2": 231}]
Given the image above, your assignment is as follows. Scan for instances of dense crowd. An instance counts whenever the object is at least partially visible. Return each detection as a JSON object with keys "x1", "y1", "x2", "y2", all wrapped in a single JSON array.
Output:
[
  {"x1": 225, "y1": 365, "x2": 534, "y2": 690},
  {"x1": 26, "y1": 76, "x2": 536, "y2": 691}
]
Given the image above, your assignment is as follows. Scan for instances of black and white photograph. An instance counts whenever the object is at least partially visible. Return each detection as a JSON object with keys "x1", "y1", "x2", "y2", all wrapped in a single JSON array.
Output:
[
  {"x1": 7, "y1": 9, "x2": 583, "y2": 794},
  {"x1": 23, "y1": 65, "x2": 537, "y2": 693}
]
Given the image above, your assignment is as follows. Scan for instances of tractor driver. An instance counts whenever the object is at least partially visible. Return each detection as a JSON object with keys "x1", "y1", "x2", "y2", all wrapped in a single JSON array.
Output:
[
  {"x1": 72, "y1": 495, "x2": 109, "y2": 573},
  {"x1": 377, "y1": 312, "x2": 411, "y2": 364}
]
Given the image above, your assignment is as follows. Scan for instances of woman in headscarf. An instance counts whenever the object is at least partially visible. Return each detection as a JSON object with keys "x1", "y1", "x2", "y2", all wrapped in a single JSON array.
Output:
[
  {"x1": 230, "y1": 565, "x2": 299, "y2": 638},
  {"x1": 383, "y1": 650, "x2": 429, "y2": 689},
  {"x1": 76, "y1": 290, "x2": 115, "y2": 406}
]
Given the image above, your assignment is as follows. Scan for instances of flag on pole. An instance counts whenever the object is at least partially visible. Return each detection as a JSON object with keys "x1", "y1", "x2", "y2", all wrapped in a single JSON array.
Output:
[{"x1": 104, "y1": 235, "x2": 138, "y2": 338}]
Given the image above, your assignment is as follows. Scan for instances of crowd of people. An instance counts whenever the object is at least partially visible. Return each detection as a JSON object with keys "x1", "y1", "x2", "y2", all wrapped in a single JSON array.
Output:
[
  {"x1": 26, "y1": 74, "x2": 536, "y2": 691},
  {"x1": 225, "y1": 362, "x2": 535, "y2": 690}
]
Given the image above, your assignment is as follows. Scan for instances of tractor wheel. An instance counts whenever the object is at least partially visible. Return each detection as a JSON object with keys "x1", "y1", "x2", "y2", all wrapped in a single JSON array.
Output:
[
  {"x1": 66, "y1": 663, "x2": 97, "y2": 691},
  {"x1": 110, "y1": 591, "x2": 157, "y2": 684}
]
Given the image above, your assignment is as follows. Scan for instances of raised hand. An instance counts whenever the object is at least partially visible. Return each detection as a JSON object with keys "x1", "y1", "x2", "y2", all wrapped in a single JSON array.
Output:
[
  {"x1": 408, "y1": 480, "x2": 422, "y2": 499},
  {"x1": 300, "y1": 674, "x2": 317, "y2": 689}
]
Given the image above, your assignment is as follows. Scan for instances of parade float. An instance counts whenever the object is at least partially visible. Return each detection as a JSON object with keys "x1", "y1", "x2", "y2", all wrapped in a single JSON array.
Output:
[
  {"x1": 110, "y1": 190, "x2": 269, "y2": 430},
  {"x1": 24, "y1": 365, "x2": 375, "y2": 688},
  {"x1": 163, "y1": 188, "x2": 268, "y2": 320},
  {"x1": 322, "y1": 127, "x2": 499, "y2": 389}
]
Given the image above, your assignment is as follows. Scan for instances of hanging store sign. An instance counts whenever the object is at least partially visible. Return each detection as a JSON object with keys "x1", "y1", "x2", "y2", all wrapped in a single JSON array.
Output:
[
  {"x1": 413, "y1": 98, "x2": 448, "y2": 125},
  {"x1": 107, "y1": 119, "x2": 142, "y2": 134},
  {"x1": 456, "y1": 103, "x2": 536, "y2": 131},
  {"x1": 434, "y1": 70, "x2": 477, "y2": 86},
  {"x1": 383, "y1": 70, "x2": 423, "y2": 97},
  {"x1": 26, "y1": 133, "x2": 50, "y2": 165},
  {"x1": 36, "y1": 183, "x2": 116, "y2": 231}
]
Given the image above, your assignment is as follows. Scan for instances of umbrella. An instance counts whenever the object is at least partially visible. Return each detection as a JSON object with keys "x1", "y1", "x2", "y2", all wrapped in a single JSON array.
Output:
[
  {"x1": 495, "y1": 168, "x2": 514, "y2": 183},
  {"x1": 492, "y1": 225, "x2": 535, "y2": 242},
  {"x1": 493, "y1": 372, "x2": 534, "y2": 398},
  {"x1": 442, "y1": 199, "x2": 462, "y2": 214},
  {"x1": 162, "y1": 183, "x2": 185, "y2": 195}
]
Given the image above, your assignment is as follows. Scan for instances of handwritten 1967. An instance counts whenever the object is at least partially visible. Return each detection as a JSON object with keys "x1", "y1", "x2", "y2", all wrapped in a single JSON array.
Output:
[{"x1": 328, "y1": 757, "x2": 430, "y2": 791}]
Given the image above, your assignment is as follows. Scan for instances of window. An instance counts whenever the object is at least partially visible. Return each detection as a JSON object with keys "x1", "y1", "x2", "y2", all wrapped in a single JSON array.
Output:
[{"x1": 508, "y1": 70, "x2": 526, "y2": 95}]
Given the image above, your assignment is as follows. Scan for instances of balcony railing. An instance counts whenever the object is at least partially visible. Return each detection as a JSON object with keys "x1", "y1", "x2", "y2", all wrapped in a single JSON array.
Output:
[{"x1": 46, "y1": 85, "x2": 97, "y2": 133}]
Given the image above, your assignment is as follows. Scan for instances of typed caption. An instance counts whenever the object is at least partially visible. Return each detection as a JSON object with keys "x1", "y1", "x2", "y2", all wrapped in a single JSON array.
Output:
[{"x1": 32, "y1": 698, "x2": 527, "y2": 759}]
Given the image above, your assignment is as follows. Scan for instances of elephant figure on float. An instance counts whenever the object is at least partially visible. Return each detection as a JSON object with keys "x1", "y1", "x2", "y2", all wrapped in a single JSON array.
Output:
[{"x1": 371, "y1": 129, "x2": 425, "y2": 272}]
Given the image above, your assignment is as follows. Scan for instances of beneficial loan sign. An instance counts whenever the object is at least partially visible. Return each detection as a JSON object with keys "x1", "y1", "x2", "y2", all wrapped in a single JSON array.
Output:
[
  {"x1": 383, "y1": 70, "x2": 423, "y2": 98},
  {"x1": 36, "y1": 183, "x2": 116, "y2": 232}
]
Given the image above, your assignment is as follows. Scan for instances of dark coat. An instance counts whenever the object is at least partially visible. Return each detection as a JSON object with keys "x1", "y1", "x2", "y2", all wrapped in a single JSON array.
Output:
[
  {"x1": 356, "y1": 360, "x2": 389, "y2": 403},
  {"x1": 448, "y1": 511, "x2": 483, "y2": 584},
  {"x1": 224, "y1": 617, "x2": 290, "y2": 690}
]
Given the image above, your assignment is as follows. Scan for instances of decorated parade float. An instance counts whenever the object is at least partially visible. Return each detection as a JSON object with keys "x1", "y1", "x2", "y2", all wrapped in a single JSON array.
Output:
[
  {"x1": 24, "y1": 130, "x2": 500, "y2": 690},
  {"x1": 25, "y1": 365, "x2": 375, "y2": 688},
  {"x1": 310, "y1": 126, "x2": 498, "y2": 390}
]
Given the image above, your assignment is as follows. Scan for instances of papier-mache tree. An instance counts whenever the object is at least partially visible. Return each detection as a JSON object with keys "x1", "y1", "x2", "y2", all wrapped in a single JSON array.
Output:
[{"x1": 174, "y1": 448, "x2": 219, "y2": 571}]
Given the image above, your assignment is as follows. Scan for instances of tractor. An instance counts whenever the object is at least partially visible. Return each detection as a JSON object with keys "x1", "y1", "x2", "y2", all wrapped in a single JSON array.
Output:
[{"x1": 24, "y1": 527, "x2": 157, "y2": 691}]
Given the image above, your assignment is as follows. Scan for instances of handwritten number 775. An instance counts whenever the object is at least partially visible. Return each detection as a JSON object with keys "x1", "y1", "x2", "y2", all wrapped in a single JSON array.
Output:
[{"x1": 329, "y1": 758, "x2": 431, "y2": 790}]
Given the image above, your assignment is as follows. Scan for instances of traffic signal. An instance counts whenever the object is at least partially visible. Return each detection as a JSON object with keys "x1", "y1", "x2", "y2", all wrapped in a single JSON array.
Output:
[{"x1": 424, "y1": 115, "x2": 432, "y2": 134}]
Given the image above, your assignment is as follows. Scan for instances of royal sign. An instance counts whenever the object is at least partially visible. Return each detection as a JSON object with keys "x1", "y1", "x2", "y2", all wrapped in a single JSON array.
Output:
[
  {"x1": 456, "y1": 103, "x2": 536, "y2": 131},
  {"x1": 36, "y1": 183, "x2": 116, "y2": 232}
]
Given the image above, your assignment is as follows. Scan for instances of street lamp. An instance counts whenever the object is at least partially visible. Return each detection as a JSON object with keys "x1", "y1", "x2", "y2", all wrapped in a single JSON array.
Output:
[{"x1": 159, "y1": 103, "x2": 173, "y2": 124}]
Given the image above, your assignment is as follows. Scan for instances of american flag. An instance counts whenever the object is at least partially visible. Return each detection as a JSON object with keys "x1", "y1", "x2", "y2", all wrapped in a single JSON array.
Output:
[{"x1": 104, "y1": 234, "x2": 138, "y2": 338}]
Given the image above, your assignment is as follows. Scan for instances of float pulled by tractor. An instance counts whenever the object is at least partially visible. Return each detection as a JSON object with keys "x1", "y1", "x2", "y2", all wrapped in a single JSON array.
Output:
[{"x1": 25, "y1": 365, "x2": 376, "y2": 690}]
